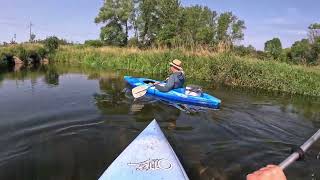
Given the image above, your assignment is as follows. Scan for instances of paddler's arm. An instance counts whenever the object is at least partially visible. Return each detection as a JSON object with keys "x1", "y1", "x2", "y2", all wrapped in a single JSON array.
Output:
[{"x1": 154, "y1": 74, "x2": 175, "y2": 92}]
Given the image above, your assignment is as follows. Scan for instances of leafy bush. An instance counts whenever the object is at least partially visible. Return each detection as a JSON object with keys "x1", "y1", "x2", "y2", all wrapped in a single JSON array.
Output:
[
  {"x1": 264, "y1": 38, "x2": 282, "y2": 59},
  {"x1": 84, "y1": 40, "x2": 104, "y2": 48},
  {"x1": 44, "y1": 36, "x2": 59, "y2": 53},
  {"x1": 289, "y1": 39, "x2": 313, "y2": 64},
  {"x1": 0, "y1": 52, "x2": 7, "y2": 62},
  {"x1": 36, "y1": 47, "x2": 48, "y2": 58},
  {"x1": 14, "y1": 46, "x2": 28, "y2": 62},
  {"x1": 233, "y1": 45, "x2": 255, "y2": 57}
]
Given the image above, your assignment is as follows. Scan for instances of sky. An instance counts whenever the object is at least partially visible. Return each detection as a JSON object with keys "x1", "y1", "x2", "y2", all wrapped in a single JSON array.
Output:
[{"x1": 0, "y1": 0, "x2": 319, "y2": 50}]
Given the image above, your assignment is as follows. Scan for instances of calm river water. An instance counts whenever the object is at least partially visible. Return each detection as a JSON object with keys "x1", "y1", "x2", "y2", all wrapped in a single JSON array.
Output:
[{"x1": 0, "y1": 64, "x2": 319, "y2": 180}]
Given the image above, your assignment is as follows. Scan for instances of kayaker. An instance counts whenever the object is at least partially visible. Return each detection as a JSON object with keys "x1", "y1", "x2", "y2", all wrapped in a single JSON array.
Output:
[
  {"x1": 247, "y1": 165, "x2": 287, "y2": 180},
  {"x1": 154, "y1": 59, "x2": 185, "y2": 92}
]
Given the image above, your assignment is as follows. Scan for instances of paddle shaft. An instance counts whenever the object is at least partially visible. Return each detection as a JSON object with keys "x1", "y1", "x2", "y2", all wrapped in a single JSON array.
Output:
[
  {"x1": 279, "y1": 129, "x2": 320, "y2": 170},
  {"x1": 135, "y1": 84, "x2": 154, "y2": 94}
]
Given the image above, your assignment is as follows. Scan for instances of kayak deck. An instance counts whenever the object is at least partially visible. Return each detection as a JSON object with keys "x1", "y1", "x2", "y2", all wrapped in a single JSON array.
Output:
[{"x1": 99, "y1": 120, "x2": 189, "y2": 180}]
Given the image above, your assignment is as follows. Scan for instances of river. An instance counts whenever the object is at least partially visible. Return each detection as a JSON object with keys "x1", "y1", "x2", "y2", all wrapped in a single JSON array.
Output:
[{"x1": 0, "y1": 64, "x2": 319, "y2": 180}]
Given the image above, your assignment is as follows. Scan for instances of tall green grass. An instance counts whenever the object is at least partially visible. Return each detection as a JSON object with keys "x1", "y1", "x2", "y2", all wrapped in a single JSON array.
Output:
[{"x1": 51, "y1": 46, "x2": 320, "y2": 97}]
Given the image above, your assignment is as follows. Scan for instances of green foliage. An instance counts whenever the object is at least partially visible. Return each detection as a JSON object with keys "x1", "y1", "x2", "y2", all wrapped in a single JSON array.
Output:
[
  {"x1": 52, "y1": 46, "x2": 320, "y2": 96},
  {"x1": 178, "y1": 5, "x2": 217, "y2": 47},
  {"x1": 84, "y1": 40, "x2": 104, "y2": 48},
  {"x1": 0, "y1": 44, "x2": 50, "y2": 65},
  {"x1": 290, "y1": 39, "x2": 313, "y2": 64},
  {"x1": 95, "y1": 0, "x2": 134, "y2": 46},
  {"x1": 36, "y1": 37, "x2": 70, "y2": 45},
  {"x1": 217, "y1": 12, "x2": 245, "y2": 44},
  {"x1": 14, "y1": 45, "x2": 28, "y2": 61},
  {"x1": 264, "y1": 38, "x2": 282, "y2": 59},
  {"x1": 233, "y1": 45, "x2": 256, "y2": 57},
  {"x1": 312, "y1": 37, "x2": 320, "y2": 64},
  {"x1": 155, "y1": 0, "x2": 181, "y2": 47},
  {"x1": 288, "y1": 37, "x2": 320, "y2": 65},
  {"x1": 308, "y1": 23, "x2": 320, "y2": 43},
  {"x1": 36, "y1": 47, "x2": 48, "y2": 59},
  {"x1": 138, "y1": 0, "x2": 161, "y2": 46},
  {"x1": 44, "y1": 36, "x2": 60, "y2": 53},
  {"x1": 0, "y1": 51, "x2": 9, "y2": 63},
  {"x1": 95, "y1": 0, "x2": 246, "y2": 49},
  {"x1": 100, "y1": 22, "x2": 127, "y2": 46}
]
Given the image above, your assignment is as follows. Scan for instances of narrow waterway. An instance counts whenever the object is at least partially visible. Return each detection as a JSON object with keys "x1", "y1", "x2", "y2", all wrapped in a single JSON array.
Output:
[{"x1": 0, "y1": 64, "x2": 319, "y2": 180}]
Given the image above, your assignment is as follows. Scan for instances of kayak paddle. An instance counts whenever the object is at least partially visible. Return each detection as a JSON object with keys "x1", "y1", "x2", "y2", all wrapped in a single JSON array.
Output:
[
  {"x1": 279, "y1": 129, "x2": 320, "y2": 170},
  {"x1": 131, "y1": 85, "x2": 154, "y2": 98}
]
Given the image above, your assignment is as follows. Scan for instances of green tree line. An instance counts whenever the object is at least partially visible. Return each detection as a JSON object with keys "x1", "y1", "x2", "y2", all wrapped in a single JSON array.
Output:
[
  {"x1": 95, "y1": 0, "x2": 246, "y2": 50},
  {"x1": 263, "y1": 23, "x2": 320, "y2": 65}
]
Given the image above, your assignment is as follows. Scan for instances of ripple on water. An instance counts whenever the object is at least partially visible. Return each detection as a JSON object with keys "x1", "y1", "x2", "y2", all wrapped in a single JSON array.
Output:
[{"x1": 0, "y1": 108, "x2": 103, "y2": 167}]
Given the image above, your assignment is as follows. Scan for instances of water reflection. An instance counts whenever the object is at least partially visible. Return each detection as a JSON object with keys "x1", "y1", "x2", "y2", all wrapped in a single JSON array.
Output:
[{"x1": 44, "y1": 66, "x2": 60, "y2": 86}]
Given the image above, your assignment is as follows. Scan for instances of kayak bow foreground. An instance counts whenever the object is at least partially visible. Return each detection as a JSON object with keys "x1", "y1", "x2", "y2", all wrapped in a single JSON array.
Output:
[{"x1": 99, "y1": 120, "x2": 189, "y2": 180}]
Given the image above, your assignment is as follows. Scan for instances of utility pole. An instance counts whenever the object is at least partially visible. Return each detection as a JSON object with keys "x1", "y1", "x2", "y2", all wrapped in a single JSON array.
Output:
[
  {"x1": 29, "y1": 21, "x2": 33, "y2": 42},
  {"x1": 11, "y1": 34, "x2": 17, "y2": 44}
]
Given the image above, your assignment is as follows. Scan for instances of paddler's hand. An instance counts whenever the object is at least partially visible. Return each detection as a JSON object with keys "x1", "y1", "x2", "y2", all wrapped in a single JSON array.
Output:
[
  {"x1": 247, "y1": 165, "x2": 286, "y2": 180},
  {"x1": 154, "y1": 82, "x2": 160, "y2": 85}
]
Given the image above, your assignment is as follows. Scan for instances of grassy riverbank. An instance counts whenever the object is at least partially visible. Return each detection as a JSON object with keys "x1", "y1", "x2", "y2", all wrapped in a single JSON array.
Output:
[
  {"x1": 51, "y1": 46, "x2": 320, "y2": 97},
  {"x1": 1, "y1": 44, "x2": 319, "y2": 96}
]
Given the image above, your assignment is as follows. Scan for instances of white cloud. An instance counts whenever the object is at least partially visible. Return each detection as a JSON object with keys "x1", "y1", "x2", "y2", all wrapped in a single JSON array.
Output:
[
  {"x1": 264, "y1": 17, "x2": 293, "y2": 25},
  {"x1": 263, "y1": 7, "x2": 304, "y2": 26},
  {"x1": 284, "y1": 29, "x2": 307, "y2": 36}
]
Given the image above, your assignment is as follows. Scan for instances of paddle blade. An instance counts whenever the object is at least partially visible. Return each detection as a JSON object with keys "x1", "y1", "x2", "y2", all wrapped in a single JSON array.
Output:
[{"x1": 132, "y1": 86, "x2": 148, "y2": 98}]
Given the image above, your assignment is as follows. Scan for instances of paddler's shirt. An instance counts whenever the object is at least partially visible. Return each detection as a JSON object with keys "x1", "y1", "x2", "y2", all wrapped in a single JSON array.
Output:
[{"x1": 155, "y1": 71, "x2": 185, "y2": 92}]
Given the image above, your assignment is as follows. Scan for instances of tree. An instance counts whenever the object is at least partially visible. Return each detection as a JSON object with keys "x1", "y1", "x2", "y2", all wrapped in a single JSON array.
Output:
[
  {"x1": 231, "y1": 19, "x2": 245, "y2": 43},
  {"x1": 95, "y1": 0, "x2": 134, "y2": 46},
  {"x1": 95, "y1": 0, "x2": 246, "y2": 49},
  {"x1": 217, "y1": 12, "x2": 245, "y2": 43},
  {"x1": 100, "y1": 21, "x2": 127, "y2": 46},
  {"x1": 311, "y1": 37, "x2": 320, "y2": 64},
  {"x1": 264, "y1": 38, "x2": 282, "y2": 59},
  {"x1": 137, "y1": 0, "x2": 161, "y2": 46},
  {"x1": 290, "y1": 39, "x2": 312, "y2": 64},
  {"x1": 156, "y1": 0, "x2": 181, "y2": 47},
  {"x1": 178, "y1": 5, "x2": 217, "y2": 48},
  {"x1": 308, "y1": 23, "x2": 320, "y2": 43}
]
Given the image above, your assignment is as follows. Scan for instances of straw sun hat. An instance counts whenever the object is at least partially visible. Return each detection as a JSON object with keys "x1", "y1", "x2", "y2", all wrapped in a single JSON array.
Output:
[{"x1": 169, "y1": 59, "x2": 183, "y2": 71}]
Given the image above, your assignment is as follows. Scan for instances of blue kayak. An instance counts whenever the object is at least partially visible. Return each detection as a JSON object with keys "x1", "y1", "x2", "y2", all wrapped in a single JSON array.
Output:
[
  {"x1": 124, "y1": 76, "x2": 221, "y2": 109},
  {"x1": 99, "y1": 120, "x2": 189, "y2": 180}
]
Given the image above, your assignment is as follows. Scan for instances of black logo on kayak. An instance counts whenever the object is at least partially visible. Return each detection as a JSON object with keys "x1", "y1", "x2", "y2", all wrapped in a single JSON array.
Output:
[{"x1": 128, "y1": 159, "x2": 172, "y2": 171}]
